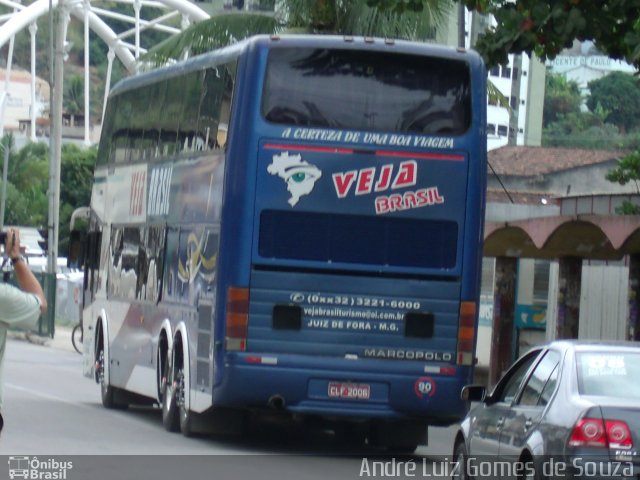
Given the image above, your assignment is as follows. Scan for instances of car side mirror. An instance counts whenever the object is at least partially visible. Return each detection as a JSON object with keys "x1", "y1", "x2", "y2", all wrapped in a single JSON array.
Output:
[{"x1": 461, "y1": 384, "x2": 486, "y2": 402}]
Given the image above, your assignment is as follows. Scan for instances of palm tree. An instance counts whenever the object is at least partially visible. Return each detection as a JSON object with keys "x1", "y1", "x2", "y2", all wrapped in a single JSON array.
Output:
[
  {"x1": 64, "y1": 75, "x2": 84, "y2": 116},
  {"x1": 143, "y1": 0, "x2": 451, "y2": 67},
  {"x1": 142, "y1": 1, "x2": 508, "y2": 107}
]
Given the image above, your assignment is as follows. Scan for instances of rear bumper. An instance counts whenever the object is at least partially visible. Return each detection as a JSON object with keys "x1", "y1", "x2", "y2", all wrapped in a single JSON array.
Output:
[{"x1": 212, "y1": 353, "x2": 470, "y2": 424}]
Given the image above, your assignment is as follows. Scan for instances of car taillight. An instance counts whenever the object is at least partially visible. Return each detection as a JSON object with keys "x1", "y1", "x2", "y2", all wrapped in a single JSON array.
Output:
[
  {"x1": 456, "y1": 301, "x2": 476, "y2": 366},
  {"x1": 605, "y1": 420, "x2": 633, "y2": 449},
  {"x1": 568, "y1": 418, "x2": 633, "y2": 449},
  {"x1": 569, "y1": 418, "x2": 607, "y2": 447},
  {"x1": 225, "y1": 287, "x2": 249, "y2": 352}
]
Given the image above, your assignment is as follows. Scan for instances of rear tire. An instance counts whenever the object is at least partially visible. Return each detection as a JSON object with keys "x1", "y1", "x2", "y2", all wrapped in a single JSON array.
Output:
[
  {"x1": 162, "y1": 356, "x2": 180, "y2": 432},
  {"x1": 177, "y1": 367, "x2": 195, "y2": 437}
]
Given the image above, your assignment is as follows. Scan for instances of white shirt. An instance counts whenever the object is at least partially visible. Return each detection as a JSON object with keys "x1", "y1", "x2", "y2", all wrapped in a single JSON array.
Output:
[
  {"x1": 0, "y1": 282, "x2": 42, "y2": 327},
  {"x1": 0, "y1": 282, "x2": 42, "y2": 410}
]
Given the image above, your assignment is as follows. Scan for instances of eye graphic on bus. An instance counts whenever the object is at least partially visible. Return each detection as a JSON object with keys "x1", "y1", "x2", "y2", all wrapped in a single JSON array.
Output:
[{"x1": 267, "y1": 151, "x2": 322, "y2": 206}]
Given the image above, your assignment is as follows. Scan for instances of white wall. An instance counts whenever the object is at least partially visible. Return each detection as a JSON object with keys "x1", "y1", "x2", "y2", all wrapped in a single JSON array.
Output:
[
  {"x1": 579, "y1": 262, "x2": 629, "y2": 340},
  {"x1": 0, "y1": 69, "x2": 49, "y2": 132}
]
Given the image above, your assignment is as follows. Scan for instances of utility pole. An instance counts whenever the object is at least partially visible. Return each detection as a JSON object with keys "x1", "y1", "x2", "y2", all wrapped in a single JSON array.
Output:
[
  {"x1": 42, "y1": 0, "x2": 64, "y2": 337},
  {"x1": 48, "y1": 0, "x2": 63, "y2": 275},
  {"x1": 0, "y1": 141, "x2": 8, "y2": 229},
  {"x1": 458, "y1": 2, "x2": 466, "y2": 48}
]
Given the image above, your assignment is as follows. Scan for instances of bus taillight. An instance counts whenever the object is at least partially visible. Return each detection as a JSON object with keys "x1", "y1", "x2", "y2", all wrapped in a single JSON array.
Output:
[
  {"x1": 225, "y1": 287, "x2": 249, "y2": 352},
  {"x1": 456, "y1": 301, "x2": 476, "y2": 366}
]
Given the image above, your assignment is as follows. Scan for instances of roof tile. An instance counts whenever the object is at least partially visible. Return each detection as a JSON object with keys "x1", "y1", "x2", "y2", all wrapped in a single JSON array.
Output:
[{"x1": 488, "y1": 146, "x2": 627, "y2": 176}]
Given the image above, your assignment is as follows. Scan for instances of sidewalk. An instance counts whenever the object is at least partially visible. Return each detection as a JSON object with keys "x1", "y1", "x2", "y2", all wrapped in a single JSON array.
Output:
[{"x1": 9, "y1": 324, "x2": 78, "y2": 354}]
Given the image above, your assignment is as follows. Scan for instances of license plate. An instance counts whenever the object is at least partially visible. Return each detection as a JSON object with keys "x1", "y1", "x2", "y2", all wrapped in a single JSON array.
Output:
[{"x1": 328, "y1": 382, "x2": 371, "y2": 400}]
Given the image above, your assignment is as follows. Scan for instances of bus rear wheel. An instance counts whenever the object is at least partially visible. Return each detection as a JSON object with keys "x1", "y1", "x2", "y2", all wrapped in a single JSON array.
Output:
[
  {"x1": 176, "y1": 367, "x2": 195, "y2": 437},
  {"x1": 162, "y1": 358, "x2": 180, "y2": 432}
]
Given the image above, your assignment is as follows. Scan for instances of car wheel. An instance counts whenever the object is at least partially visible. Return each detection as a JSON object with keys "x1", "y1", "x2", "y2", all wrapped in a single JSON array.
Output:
[{"x1": 453, "y1": 440, "x2": 473, "y2": 480}]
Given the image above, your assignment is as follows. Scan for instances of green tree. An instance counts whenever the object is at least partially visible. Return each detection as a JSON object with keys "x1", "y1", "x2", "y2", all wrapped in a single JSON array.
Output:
[
  {"x1": 1, "y1": 141, "x2": 96, "y2": 253},
  {"x1": 4, "y1": 141, "x2": 49, "y2": 227},
  {"x1": 543, "y1": 119, "x2": 620, "y2": 148},
  {"x1": 58, "y1": 144, "x2": 96, "y2": 255},
  {"x1": 144, "y1": 0, "x2": 450, "y2": 66},
  {"x1": 543, "y1": 73, "x2": 582, "y2": 128},
  {"x1": 64, "y1": 75, "x2": 84, "y2": 116},
  {"x1": 371, "y1": 0, "x2": 640, "y2": 69},
  {"x1": 587, "y1": 72, "x2": 640, "y2": 133},
  {"x1": 606, "y1": 151, "x2": 640, "y2": 214}
]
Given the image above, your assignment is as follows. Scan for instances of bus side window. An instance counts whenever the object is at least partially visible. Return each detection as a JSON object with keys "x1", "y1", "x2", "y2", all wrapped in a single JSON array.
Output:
[
  {"x1": 199, "y1": 67, "x2": 225, "y2": 150},
  {"x1": 162, "y1": 228, "x2": 180, "y2": 302},
  {"x1": 108, "y1": 226, "x2": 143, "y2": 301},
  {"x1": 82, "y1": 229, "x2": 102, "y2": 304},
  {"x1": 160, "y1": 78, "x2": 183, "y2": 157},
  {"x1": 139, "y1": 225, "x2": 166, "y2": 303},
  {"x1": 179, "y1": 71, "x2": 204, "y2": 152},
  {"x1": 97, "y1": 96, "x2": 118, "y2": 166},
  {"x1": 219, "y1": 63, "x2": 235, "y2": 148}
]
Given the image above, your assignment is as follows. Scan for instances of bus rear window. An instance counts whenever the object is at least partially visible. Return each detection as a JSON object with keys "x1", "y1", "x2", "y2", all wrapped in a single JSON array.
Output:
[
  {"x1": 259, "y1": 210, "x2": 457, "y2": 269},
  {"x1": 262, "y1": 48, "x2": 471, "y2": 135}
]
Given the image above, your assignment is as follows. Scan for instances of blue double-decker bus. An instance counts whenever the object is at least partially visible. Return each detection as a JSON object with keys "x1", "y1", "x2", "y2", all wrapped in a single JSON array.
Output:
[{"x1": 81, "y1": 34, "x2": 487, "y2": 450}]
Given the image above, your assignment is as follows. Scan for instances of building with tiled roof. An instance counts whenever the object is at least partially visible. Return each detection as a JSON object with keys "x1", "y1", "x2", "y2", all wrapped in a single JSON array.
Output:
[{"x1": 487, "y1": 146, "x2": 632, "y2": 200}]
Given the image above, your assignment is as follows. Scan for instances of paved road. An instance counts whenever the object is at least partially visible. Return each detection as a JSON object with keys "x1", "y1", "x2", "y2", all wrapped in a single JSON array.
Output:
[{"x1": 0, "y1": 333, "x2": 459, "y2": 479}]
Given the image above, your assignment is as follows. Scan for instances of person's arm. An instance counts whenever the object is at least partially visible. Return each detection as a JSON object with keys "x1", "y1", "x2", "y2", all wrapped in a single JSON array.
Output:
[
  {"x1": 5, "y1": 228, "x2": 47, "y2": 314},
  {"x1": 12, "y1": 259, "x2": 47, "y2": 314}
]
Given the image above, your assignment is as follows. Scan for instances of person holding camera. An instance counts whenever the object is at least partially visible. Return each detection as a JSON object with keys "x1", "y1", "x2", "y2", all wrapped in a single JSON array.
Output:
[{"x1": 0, "y1": 227, "x2": 48, "y2": 435}]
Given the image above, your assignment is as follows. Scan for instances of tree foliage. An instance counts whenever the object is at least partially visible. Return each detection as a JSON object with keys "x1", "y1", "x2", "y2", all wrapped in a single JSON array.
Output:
[
  {"x1": 367, "y1": 0, "x2": 640, "y2": 69},
  {"x1": 64, "y1": 75, "x2": 84, "y2": 116},
  {"x1": 606, "y1": 151, "x2": 640, "y2": 214},
  {"x1": 543, "y1": 73, "x2": 582, "y2": 128},
  {"x1": 58, "y1": 144, "x2": 97, "y2": 254},
  {"x1": 606, "y1": 152, "x2": 640, "y2": 192},
  {"x1": 143, "y1": 0, "x2": 450, "y2": 66},
  {"x1": 586, "y1": 72, "x2": 640, "y2": 133},
  {"x1": 0, "y1": 139, "x2": 96, "y2": 255},
  {"x1": 4, "y1": 141, "x2": 49, "y2": 227}
]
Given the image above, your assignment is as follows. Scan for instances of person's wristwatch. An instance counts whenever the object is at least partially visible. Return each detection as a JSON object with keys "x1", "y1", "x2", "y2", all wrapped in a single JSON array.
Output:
[{"x1": 10, "y1": 255, "x2": 25, "y2": 266}]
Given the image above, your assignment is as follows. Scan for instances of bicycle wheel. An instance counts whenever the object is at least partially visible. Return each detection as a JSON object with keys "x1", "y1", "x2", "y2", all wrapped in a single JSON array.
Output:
[{"x1": 71, "y1": 324, "x2": 83, "y2": 354}]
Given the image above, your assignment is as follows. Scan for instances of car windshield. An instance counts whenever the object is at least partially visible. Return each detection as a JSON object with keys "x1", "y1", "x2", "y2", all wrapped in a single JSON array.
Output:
[{"x1": 576, "y1": 351, "x2": 640, "y2": 398}]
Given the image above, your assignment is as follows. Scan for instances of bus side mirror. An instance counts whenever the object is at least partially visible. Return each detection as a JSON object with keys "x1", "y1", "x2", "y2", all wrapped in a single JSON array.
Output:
[{"x1": 461, "y1": 385, "x2": 486, "y2": 402}]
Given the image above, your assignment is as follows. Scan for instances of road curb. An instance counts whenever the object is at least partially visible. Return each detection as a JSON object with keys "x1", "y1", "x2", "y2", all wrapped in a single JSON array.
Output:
[
  {"x1": 8, "y1": 326, "x2": 76, "y2": 353},
  {"x1": 7, "y1": 330, "x2": 50, "y2": 346}
]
